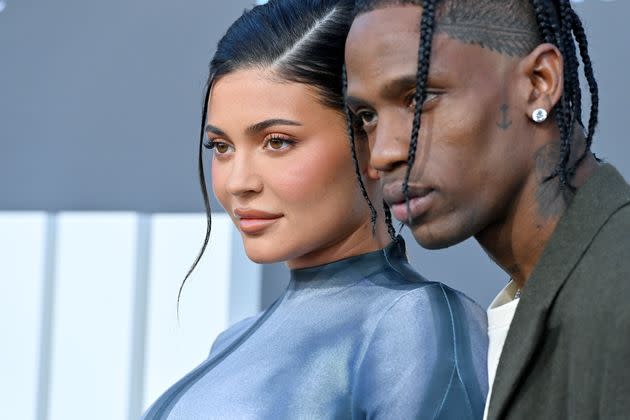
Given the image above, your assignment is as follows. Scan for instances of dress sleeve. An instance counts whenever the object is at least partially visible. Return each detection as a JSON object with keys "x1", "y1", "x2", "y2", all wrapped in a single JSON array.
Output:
[{"x1": 351, "y1": 284, "x2": 488, "y2": 420}]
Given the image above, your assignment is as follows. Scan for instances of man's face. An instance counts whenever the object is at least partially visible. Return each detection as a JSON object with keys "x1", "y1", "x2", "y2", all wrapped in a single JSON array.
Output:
[{"x1": 345, "y1": 6, "x2": 534, "y2": 249}]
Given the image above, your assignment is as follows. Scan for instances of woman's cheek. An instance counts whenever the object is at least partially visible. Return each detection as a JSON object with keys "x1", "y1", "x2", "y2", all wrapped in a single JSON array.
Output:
[
  {"x1": 211, "y1": 163, "x2": 230, "y2": 211},
  {"x1": 272, "y1": 151, "x2": 342, "y2": 204}
]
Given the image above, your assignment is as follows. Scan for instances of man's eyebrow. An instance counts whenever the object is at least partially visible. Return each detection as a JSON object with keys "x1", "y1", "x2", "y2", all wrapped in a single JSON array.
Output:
[
  {"x1": 205, "y1": 124, "x2": 227, "y2": 137},
  {"x1": 379, "y1": 74, "x2": 418, "y2": 100},
  {"x1": 345, "y1": 74, "x2": 421, "y2": 110},
  {"x1": 245, "y1": 118, "x2": 302, "y2": 135},
  {"x1": 345, "y1": 95, "x2": 369, "y2": 111}
]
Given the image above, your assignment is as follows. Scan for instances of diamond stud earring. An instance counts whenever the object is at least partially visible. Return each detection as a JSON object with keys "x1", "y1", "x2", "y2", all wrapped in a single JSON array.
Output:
[{"x1": 532, "y1": 108, "x2": 548, "y2": 123}]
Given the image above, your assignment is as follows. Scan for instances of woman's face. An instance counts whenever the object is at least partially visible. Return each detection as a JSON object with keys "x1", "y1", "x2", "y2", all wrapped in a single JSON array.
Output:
[{"x1": 208, "y1": 69, "x2": 378, "y2": 268}]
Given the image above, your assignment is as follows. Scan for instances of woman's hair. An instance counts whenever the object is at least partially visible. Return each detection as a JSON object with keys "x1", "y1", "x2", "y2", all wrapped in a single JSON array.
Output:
[
  {"x1": 181, "y1": 0, "x2": 391, "y2": 303},
  {"x1": 352, "y1": 0, "x2": 598, "y2": 208}
]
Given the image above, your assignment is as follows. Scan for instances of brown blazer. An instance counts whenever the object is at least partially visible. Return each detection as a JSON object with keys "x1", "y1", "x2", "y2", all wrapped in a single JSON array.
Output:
[{"x1": 487, "y1": 164, "x2": 630, "y2": 420}]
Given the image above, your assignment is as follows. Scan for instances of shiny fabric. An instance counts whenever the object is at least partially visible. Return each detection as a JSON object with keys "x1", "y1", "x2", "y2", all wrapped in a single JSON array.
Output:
[{"x1": 143, "y1": 239, "x2": 488, "y2": 419}]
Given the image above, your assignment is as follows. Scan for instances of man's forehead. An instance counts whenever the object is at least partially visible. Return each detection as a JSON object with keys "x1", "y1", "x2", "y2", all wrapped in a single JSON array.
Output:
[
  {"x1": 348, "y1": 5, "x2": 422, "y2": 41},
  {"x1": 346, "y1": 6, "x2": 422, "y2": 77}
]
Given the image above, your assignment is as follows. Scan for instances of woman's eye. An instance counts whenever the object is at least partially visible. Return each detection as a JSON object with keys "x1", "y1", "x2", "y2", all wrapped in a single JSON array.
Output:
[
  {"x1": 264, "y1": 137, "x2": 294, "y2": 151},
  {"x1": 207, "y1": 140, "x2": 233, "y2": 155},
  {"x1": 215, "y1": 143, "x2": 229, "y2": 153}
]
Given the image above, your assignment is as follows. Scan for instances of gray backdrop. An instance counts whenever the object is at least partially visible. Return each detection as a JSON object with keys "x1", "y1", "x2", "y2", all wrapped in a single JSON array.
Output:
[{"x1": 1, "y1": 0, "x2": 627, "y2": 309}]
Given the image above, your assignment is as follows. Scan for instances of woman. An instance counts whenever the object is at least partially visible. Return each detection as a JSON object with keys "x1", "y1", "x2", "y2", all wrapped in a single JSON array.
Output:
[{"x1": 143, "y1": 0, "x2": 487, "y2": 418}]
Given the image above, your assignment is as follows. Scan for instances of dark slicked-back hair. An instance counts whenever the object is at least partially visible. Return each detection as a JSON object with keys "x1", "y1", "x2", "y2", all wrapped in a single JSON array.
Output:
[
  {"x1": 351, "y1": 0, "x2": 598, "y2": 215},
  {"x1": 182, "y1": 0, "x2": 394, "y2": 304}
]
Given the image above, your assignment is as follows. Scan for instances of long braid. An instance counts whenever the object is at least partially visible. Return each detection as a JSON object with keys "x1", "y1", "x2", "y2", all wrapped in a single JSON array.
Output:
[
  {"x1": 532, "y1": 0, "x2": 553, "y2": 43},
  {"x1": 569, "y1": 7, "x2": 599, "y2": 171},
  {"x1": 532, "y1": 0, "x2": 598, "y2": 187},
  {"x1": 383, "y1": 201, "x2": 397, "y2": 240},
  {"x1": 532, "y1": 0, "x2": 571, "y2": 188},
  {"x1": 559, "y1": 0, "x2": 581, "y2": 127},
  {"x1": 342, "y1": 65, "x2": 378, "y2": 233},
  {"x1": 404, "y1": 0, "x2": 436, "y2": 223},
  {"x1": 554, "y1": 0, "x2": 577, "y2": 188}
]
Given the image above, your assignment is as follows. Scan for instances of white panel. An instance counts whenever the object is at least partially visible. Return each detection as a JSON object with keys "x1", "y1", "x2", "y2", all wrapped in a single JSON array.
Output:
[
  {"x1": 142, "y1": 213, "x2": 234, "y2": 410},
  {"x1": 0, "y1": 212, "x2": 48, "y2": 420},
  {"x1": 48, "y1": 213, "x2": 138, "y2": 420},
  {"x1": 228, "y1": 227, "x2": 262, "y2": 324}
]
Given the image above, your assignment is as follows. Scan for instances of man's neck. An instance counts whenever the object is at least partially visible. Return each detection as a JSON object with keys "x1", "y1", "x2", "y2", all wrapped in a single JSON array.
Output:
[{"x1": 476, "y1": 139, "x2": 599, "y2": 290}]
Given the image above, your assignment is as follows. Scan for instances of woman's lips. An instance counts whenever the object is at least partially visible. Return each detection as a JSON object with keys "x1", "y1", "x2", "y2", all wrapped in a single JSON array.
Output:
[
  {"x1": 233, "y1": 208, "x2": 283, "y2": 234},
  {"x1": 237, "y1": 217, "x2": 282, "y2": 234}
]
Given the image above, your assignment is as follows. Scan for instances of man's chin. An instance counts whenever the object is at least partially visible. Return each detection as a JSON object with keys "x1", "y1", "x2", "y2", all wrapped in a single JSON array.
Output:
[{"x1": 410, "y1": 224, "x2": 467, "y2": 250}]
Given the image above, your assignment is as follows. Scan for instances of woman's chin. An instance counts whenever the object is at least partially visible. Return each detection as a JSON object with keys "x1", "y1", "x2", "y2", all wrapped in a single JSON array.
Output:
[{"x1": 242, "y1": 245, "x2": 288, "y2": 265}]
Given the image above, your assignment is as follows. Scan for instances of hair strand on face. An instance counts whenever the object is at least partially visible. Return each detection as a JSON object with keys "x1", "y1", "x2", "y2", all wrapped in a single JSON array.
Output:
[
  {"x1": 404, "y1": 0, "x2": 437, "y2": 225},
  {"x1": 342, "y1": 65, "x2": 379, "y2": 235},
  {"x1": 178, "y1": 83, "x2": 214, "y2": 315}
]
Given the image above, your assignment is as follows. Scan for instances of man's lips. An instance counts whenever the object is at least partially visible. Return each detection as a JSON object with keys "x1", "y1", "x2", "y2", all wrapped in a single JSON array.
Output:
[
  {"x1": 233, "y1": 208, "x2": 283, "y2": 234},
  {"x1": 382, "y1": 182, "x2": 435, "y2": 223}
]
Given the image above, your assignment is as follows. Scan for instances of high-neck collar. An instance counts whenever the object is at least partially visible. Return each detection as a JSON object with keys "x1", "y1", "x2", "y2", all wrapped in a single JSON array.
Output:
[{"x1": 288, "y1": 237, "x2": 407, "y2": 291}]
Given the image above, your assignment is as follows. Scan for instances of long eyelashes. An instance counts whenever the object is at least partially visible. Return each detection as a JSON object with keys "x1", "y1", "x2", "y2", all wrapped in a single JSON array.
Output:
[
  {"x1": 263, "y1": 135, "x2": 296, "y2": 151},
  {"x1": 202, "y1": 138, "x2": 216, "y2": 149},
  {"x1": 204, "y1": 135, "x2": 296, "y2": 155}
]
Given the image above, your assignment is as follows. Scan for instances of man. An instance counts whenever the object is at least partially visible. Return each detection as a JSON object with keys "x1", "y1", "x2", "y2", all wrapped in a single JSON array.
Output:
[{"x1": 344, "y1": 0, "x2": 630, "y2": 419}]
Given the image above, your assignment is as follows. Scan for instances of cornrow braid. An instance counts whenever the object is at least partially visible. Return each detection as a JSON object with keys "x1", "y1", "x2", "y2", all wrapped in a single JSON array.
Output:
[
  {"x1": 568, "y1": 6, "x2": 599, "y2": 173},
  {"x1": 404, "y1": 0, "x2": 437, "y2": 224},
  {"x1": 342, "y1": 65, "x2": 379, "y2": 233},
  {"x1": 532, "y1": 0, "x2": 553, "y2": 43}
]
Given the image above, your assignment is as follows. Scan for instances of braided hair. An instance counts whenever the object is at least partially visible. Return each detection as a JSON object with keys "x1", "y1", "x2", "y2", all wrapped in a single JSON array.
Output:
[
  {"x1": 342, "y1": 65, "x2": 379, "y2": 233},
  {"x1": 342, "y1": 65, "x2": 398, "y2": 237},
  {"x1": 352, "y1": 0, "x2": 599, "y2": 196}
]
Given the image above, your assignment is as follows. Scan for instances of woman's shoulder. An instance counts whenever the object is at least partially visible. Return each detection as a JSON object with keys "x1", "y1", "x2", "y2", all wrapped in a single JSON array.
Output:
[
  {"x1": 208, "y1": 312, "x2": 264, "y2": 357},
  {"x1": 353, "y1": 281, "x2": 488, "y2": 418},
  {"x1": 364, "y1": 277, "x2": 486, "y2": 336},
  {"x1": 364, "y1": 254, "x2": 486, "y2": 321}
]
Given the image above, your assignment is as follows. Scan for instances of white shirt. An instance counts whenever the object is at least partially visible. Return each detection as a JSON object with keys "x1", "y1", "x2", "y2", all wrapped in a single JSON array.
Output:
[{"x1": 483, "y1": 281, "x2": 521, "y2": 420}]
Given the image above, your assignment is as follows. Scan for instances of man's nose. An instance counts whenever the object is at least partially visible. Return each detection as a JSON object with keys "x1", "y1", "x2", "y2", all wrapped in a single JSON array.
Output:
[{"x1": 369, "y1": 119, "x2": 410, "y2": 173}]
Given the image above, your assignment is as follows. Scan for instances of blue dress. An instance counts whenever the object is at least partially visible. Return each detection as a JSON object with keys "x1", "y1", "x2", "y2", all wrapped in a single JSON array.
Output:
[{"x1": 143, "y1": 239, "x2": 488, "y2": 419}]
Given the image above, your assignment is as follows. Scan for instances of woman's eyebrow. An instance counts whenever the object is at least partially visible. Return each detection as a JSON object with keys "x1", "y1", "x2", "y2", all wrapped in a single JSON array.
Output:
[
  {"x1": 205, "y1": 124, "x2": 228, "y2": 137},
  {"x1": 245, "y1": 119, "x2": 302, "y2": 135}
]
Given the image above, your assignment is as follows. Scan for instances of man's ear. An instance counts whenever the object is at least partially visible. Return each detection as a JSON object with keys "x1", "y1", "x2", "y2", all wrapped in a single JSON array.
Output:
[{"x1": 517, "y1": 43, "x2": 564, "y2": 120}]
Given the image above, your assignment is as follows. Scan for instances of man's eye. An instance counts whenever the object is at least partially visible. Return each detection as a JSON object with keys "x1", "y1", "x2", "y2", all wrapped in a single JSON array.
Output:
[
  {"x1": 406, "y1": 91, "x2": 440, "y2": 110},
  {"x1": 357, "y1": 110, "x2": 377, "y2": 128}
]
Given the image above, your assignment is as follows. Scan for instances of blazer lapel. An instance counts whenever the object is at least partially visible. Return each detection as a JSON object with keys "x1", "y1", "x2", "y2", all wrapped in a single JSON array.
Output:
[{"x1": 487, "y1": 164, "x2": 630, "y2": 420}]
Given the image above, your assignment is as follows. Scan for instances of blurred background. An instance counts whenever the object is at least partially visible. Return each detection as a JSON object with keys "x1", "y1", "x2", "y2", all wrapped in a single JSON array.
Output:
[{"x1": 1, "y1": 0, "x2": 627, "y2": 419}]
